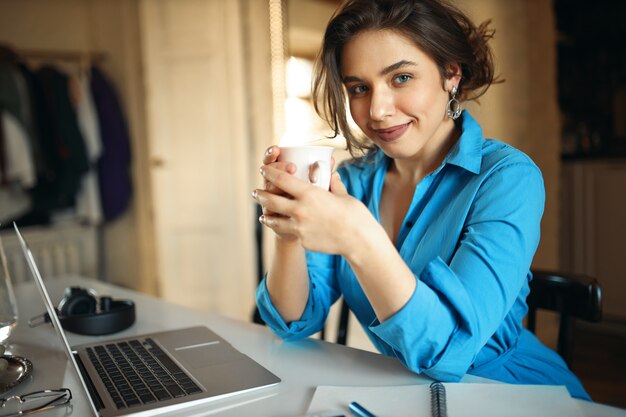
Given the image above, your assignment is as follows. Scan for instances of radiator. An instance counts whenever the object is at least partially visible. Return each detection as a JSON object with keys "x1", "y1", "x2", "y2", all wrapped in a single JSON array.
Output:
[{"x1": 0, "y1": 223, "x2": 100, "y2": 284}]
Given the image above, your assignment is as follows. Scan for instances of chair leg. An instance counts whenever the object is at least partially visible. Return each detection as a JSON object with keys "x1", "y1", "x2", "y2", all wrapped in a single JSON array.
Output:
[
  {"x1": 336, "y1": 298, "x2": 350, "y2": 345},
  {"x1": 557, "y1": 315, "x2": 573, "y2": 367},
  {"x1": 252, "y1": 307, "x2": 264, "y2": 325},
  {"x1": 252, "y1": 204, "x2": 266, "y2": 325}
]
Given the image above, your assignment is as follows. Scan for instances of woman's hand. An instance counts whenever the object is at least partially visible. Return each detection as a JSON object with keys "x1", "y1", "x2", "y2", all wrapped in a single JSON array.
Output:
[
  {"x1": 259, "y1": 145, "x2": 295, "y2": 197},
  {"x1": 259, "y1": 145, "x2": 336, "y2": 195},
  {"x1": 254, "y1": 146, "x2": 298, "y2": 241},
  {"x1": 253, "y1": 163, "x2": 370, "y2": 256}
]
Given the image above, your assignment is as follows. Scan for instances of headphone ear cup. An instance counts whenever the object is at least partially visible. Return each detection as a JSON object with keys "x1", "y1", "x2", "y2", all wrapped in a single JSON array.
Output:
[{"x1": 59, "y1": 287, "x2": 97, "y2": 317}]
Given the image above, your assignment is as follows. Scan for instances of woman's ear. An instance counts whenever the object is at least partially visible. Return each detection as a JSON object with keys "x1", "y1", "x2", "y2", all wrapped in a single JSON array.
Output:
[{"x1": 445, "y1": 63, "x2": 462, "y2": 91}]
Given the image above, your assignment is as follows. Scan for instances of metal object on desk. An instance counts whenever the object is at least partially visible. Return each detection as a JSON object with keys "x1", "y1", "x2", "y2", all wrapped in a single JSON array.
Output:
[
  {"x1": 0, "y1": 232, "x2": 19, "y2": 345},
  {"x1": 0, "y1": 356, "x2": 33, "y2": 395}
]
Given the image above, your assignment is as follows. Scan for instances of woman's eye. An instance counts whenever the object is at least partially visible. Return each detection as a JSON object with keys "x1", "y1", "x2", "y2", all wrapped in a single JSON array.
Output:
[
  {"x1": 348, "y1": 84, "x2": 368, "y2": 95},
  {"x1": 394, "y1": 74, "x2": 412, "y2": 84}
]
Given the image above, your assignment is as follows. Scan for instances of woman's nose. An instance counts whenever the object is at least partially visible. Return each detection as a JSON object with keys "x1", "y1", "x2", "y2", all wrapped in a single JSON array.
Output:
[{"x1": 369, "y1": 88, "x2": 395, "y2": 121}]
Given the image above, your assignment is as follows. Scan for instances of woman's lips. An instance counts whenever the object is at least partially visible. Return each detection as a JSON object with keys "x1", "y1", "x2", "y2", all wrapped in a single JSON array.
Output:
[{"x1": 374, "y1": 122, "x2": 411, "y2": 142}]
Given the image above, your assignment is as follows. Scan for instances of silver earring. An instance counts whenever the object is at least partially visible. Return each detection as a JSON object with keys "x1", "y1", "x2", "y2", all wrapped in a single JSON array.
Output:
[{"x1": 446, "y1": 86, "x2": 462, "y2": 120}]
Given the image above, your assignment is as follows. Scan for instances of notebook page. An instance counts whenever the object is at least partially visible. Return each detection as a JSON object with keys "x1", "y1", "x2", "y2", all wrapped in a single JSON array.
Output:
[{"x1": 307, "y1": 383, "x2": 585, "y2": 417}]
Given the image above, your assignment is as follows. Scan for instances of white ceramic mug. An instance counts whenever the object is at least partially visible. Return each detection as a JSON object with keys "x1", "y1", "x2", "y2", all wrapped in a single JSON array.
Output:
[{"x1": 278, "y1": 145, "x2": 334, "y2": 190}]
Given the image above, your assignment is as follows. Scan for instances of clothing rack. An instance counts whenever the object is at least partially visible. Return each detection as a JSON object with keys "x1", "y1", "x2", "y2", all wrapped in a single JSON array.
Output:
[
  {"x1": 18, "y1": 48, "x2": 106, "y2": 62},
  {"x1": 0, "y1": 43, "x2": 106, "y2": 67}
]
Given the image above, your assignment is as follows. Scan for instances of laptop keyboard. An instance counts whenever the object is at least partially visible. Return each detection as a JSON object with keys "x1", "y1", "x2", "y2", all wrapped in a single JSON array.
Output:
[{"x1": 86, "y1": 338, "x2": 203, "y2": 409}]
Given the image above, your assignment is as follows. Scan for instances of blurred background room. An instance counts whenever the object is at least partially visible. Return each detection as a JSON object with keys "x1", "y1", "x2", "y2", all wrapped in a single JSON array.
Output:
[{"x1": 0, "y1": 0, "x2": 624, "y2": 408}]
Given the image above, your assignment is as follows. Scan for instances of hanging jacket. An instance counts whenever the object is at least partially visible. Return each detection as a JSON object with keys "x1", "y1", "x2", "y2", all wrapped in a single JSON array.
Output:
[{"x1": 89, "y1": 66, "x2": 132, "y2": 222}]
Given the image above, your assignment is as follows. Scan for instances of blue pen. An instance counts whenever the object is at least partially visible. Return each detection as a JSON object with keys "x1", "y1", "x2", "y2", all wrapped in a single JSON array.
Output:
[{"x1": 349, "y1": 401, "x2": 377, "y2": 417}]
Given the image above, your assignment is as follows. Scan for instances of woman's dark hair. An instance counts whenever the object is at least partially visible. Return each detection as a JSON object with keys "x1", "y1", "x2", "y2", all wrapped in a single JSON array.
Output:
[{"x1": 312, "y1": 0, "x2": 499, "y2": 156}]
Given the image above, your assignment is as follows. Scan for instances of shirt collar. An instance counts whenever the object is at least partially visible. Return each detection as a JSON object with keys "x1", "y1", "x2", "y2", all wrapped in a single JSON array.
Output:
[{"x1": 443, "y1": 110, "x2": 483, "y2": 175}]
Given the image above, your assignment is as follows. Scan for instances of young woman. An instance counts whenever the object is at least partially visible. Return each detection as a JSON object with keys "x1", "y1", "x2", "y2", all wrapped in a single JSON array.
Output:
[{"x1": 252, "y1": 0, "x2": 589, "y2": 400}]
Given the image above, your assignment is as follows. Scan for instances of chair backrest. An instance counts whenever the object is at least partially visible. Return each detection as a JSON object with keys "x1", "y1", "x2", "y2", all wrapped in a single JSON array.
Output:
[
  {"x1": 333, "y1": 269, "x2": 603, "y2": 368},
  {"x1": 0, "y1": 223, "x2": 101, "y2": 282},
  {"x1": 526, "y1": 269, "x2": 602, "y2": 366}
]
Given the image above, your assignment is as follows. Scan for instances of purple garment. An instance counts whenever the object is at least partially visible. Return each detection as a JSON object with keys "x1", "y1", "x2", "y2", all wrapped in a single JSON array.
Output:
[{"x1": 89, "y1": 67, "x2": 132, "y2": 222}]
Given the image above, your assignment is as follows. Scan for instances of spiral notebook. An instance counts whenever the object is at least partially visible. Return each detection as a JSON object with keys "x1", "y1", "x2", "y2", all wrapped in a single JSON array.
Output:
[
  {"x1": 429, "y1": 382, "x2": 447, "y2": 417},
  {"x1": 307, "y1": 383, "x2": 585, "y2": 417}
]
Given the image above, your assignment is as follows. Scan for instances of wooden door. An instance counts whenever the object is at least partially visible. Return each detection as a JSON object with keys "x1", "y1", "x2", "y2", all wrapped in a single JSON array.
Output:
[
  {"x1": 140, "y1": 0, "x2": 255, "y2": 319},
  {"x1": 561, "y1": 161, "x2": 626, "y2": 321}
]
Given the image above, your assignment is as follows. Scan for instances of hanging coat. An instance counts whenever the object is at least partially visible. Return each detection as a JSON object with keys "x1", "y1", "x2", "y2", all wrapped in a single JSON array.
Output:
[{"x1": 89, "y1": 66, "x2": 132, "y2": 222}]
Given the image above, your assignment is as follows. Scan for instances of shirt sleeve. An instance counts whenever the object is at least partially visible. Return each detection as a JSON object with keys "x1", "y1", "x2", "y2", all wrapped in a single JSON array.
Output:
[
  {"x1": 369, "y1": 160, "x2": 545, "y2": 381},
  {"x1": 255, "y1": 251, "x2": 341, "y2": 340}
]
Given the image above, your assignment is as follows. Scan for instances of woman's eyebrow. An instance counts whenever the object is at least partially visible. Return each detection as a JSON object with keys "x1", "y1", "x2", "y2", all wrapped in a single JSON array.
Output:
[
  {"x1": 342, "y1": 60, "x2": 418, "y2": 83},
  {"x1": 380, "y1": 60, "x2": 418, "y2": 75},
  {"x1": 342, "y1": 75, "x2": 363, "y2": 83}
]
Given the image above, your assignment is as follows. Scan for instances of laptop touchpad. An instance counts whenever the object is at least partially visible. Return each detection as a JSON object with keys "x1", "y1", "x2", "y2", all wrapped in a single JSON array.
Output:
[{"x1": 175, "y1": 342, "x2": 244, "y2": 368}]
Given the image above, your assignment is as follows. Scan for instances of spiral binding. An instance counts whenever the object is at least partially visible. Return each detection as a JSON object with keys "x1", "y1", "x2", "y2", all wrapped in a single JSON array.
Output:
[{"x1": 430, "y1": 382, "x2": 448, "y2": 417}]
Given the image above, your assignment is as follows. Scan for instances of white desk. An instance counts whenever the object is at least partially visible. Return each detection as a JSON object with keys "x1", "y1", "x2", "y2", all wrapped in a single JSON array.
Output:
[{"x1": 5, "y1": 277, "x2": 625, "y2": 417}]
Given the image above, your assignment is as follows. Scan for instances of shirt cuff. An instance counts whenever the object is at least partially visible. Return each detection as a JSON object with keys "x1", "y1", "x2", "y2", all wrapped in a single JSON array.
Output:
[{"x1": 255, "y1": 276, "x2": 321, "y2": 340}]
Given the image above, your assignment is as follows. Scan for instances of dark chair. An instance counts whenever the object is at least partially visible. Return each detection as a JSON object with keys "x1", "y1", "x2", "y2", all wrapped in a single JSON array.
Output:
[
  {"x1": 332, "y1": 269, "x2": 602, "y2": 367},
  {"x1": 526, "y1": 269, "x2": 602, "y2": 366},
  {"x1": 334, "y1": 297, "x2": 350, "y2": 345},
  {"x1": 252, "y1": 203, "x2": 266, "y2": 325}
]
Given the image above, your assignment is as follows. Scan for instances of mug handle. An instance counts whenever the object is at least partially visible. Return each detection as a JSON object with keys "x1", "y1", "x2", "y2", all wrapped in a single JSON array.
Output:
[{"x1": 312, "y1": 159, "x2": 332, "y2": 189}]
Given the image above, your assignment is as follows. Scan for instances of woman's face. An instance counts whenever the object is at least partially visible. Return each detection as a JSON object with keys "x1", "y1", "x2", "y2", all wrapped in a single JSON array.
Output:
[{"x1": 341, "y1": 29, "x2": 459, "y2": 161}]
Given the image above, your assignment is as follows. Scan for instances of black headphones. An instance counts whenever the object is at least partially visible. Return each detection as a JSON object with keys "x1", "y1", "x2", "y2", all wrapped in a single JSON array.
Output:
[{"x1": 51, "y1": 286, "x2": 136, "y2": 335}]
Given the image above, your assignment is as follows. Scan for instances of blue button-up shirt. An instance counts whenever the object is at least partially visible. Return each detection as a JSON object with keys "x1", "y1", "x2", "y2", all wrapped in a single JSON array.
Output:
[{"x1": 256, "y1": 111, "x2": 589, "y2": 400}]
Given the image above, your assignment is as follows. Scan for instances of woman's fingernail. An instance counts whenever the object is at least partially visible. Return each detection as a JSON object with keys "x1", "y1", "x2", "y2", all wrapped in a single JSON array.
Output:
[
  {"x1": 259, "y1": 167, "x2": 265, "y2": 177},
  {"x1": 251, "y1": 189, "x2": 258, "y2": 199},
  {"x1": 258, "y1": 214, "x2": 265, "y2": 224},
  {"x1": 265, "y1": 147, "x2": 273, "y2": 156}
]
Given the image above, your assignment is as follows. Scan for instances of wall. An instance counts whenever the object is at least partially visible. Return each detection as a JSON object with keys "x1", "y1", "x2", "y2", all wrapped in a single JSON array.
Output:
[{"x1": 288, "y1": 0, "x2": 334, "y2": 59}]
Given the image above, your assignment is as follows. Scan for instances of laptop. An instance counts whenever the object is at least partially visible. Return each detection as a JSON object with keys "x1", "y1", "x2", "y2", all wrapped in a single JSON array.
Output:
[{"x1": 12, "y1": 223, "x2": 281, "y2": 417}]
